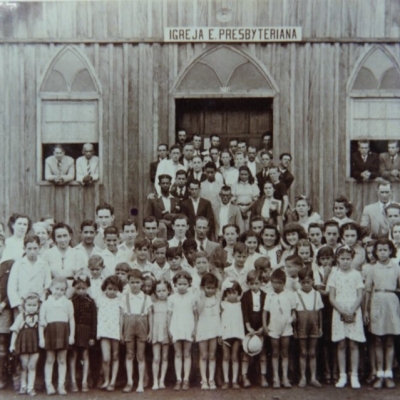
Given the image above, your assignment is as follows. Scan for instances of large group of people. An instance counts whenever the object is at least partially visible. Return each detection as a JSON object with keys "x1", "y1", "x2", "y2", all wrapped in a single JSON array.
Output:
[{"x1": 1, "y1": 130, "x2": 400, "y2": 396}]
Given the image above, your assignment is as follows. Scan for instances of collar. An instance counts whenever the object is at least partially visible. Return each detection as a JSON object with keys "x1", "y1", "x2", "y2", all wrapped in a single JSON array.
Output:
[
  {"x1": 159, "y1": 194, "x2": 174, "y2": 199},
  {"x1": 195, "y1": 238, "x2": 208, "y2": 246},
  {"x1": 191, "y1": 197, "x2": 200, "y2": 203},
  {"x1": 128, "y1": 290, "x2": 144, "y2": 299}
]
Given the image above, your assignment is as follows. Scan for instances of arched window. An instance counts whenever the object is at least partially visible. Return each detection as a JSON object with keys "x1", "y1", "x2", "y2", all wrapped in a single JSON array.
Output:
[
  {"x1": 348, "y1": 46, "x2": 400, "y2": 180},
  {"x1": 37, "y1": 46, "x2": 102, "y2": 183}
]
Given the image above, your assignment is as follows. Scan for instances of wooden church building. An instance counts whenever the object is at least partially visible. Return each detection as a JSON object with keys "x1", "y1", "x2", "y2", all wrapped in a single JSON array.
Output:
[{"x1": 0, "y1": 0, "x2": 400, "y2": 231}]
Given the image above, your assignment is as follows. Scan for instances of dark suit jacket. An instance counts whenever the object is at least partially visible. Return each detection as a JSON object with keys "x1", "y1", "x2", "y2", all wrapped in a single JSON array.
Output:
[
  {"x1": 179, "y1": 197, "x2": 216, "y2": 240},
  {"x1": 241, "y1": 290, "x2": 267, "y2": 331},
  {"x1": 170, "y1": 186, "x2": 190, "y2": 202},
  {"x1": 250, "y1": 196, "x2": 280, "y2": 224},
  {"x1": 187, "y1": 171, "x2": 207, "y2": 185},
  {"x1": 145, "y1": 196, "x2": 180, "y2": 239},
  {"x1": 279, "y1": 169, "x2": 294, "y2": 190},
  {"x1": 149, "y1": 160, "x2": 160, "y2": 184},
  {"x1": 351, "y1": 152, "x2": 379, "y2": 180},
  {"x1": 379, "y1": 152, "x2": 400, "y2": 181},
  {"x1": 0, "y1": 260, "x2": 14, "y2": 308},
  {"x1": 256, "y1": 170, "x2": 270, "y2": 194}
]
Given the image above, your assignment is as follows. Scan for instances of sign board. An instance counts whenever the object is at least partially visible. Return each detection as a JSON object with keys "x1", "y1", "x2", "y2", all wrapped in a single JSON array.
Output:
[{"x1": 164, "y1": 27, "x2": 302, "y2": 42}]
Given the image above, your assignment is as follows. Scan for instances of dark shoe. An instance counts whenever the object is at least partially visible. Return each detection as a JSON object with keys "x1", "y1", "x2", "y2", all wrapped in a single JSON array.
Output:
[
  {"x1": 373, "y1": 378, "x2": 383, "y2": 389},
  {"x1": 385, "y1": 377, "x2": 395, "y2": 389},
  {"x1": 366, "y1": 374, "x2": 376, "y2": 385}
]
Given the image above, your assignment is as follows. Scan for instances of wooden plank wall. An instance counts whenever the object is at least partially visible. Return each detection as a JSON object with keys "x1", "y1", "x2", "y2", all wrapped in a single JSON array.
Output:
[{"x1": 0, "y1": 0, "x2": 400, "y2": 234}]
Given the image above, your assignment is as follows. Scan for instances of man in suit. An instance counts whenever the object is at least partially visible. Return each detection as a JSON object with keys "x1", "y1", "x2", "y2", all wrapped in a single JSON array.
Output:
[
  {"x1": 44, "y1": 144, "x2": 75, "y2": 184},
  {"x1": 168, "y1": 214, "x2": 190, "y2": 247},
  {"x1": 176, "y1": 129, "x2": 188, "y2": 149},
  {"x1": 351, "y1": 140, "x2": 379, "y2": 181},
  {"x1": 256, "y1": 150, "x2": 273, "y2": 193},
  {"x1": 94, "y1": 203, "x2": 115, "y2": 249},
  {"x1": 187, "y1": 155, "x2": 207, "y2": 184},
  {"x1": 145, "y1": 174, "x2": 179, "y2": 240},
  {"x1": 214, "y1": 185, "x2": 245, "y2": 238},
  {"x1": 179, "y1": 179, "x2": 216, "y2": 240},
  {"x1": 379, "y1": 140, "x2": 400, "y2": 181},
  {"x1": 256, "y1": 131, "x2": 273, "y2": 161},
  {"x1": 360, "y1": 180, "x2": 393, "y2": 238},
  {"x1": 278, "y1": 153, "x2": 294, "y2": 190},
  {"x1": 149, "y1": 143, "x2": 168, "y2": 184},
  {"x1": 229, "y1": 138, "x2": 238, "y2": 159},
  {"x1": 180, "y1": 142, "x2": 195, "y2": 171},
  {"x1": 170, "y1": 169, "x2": 190, "y2": 202},
  {"x1": 192, "y1": 134, "x2": 202, "y2": 156},
  {"x1": 247, "y1": 145, "x2": 263, "y2": 179},
  {"x1": 193, "y1": 217, "x2": 220, "y2": 256},
  {"x1": 76, "y1": 143, "x2": 100, "y2": 185}
]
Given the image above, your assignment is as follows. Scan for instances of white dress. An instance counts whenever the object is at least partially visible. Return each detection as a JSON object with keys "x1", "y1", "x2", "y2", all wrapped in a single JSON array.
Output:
[
  {"x1": 97, "y1": 295, "x2": 121, "y2": 340},
  {"x1": 328, "y1": 269, "x2": 366, "y2": 343},
  {"x1": 168, "y1": 292, "x2": 196, "y2": 342},
  {"x1": 220, "y1": 301, "x2": 245, "y2": 340},
  {"x1": 196, "y1": 296, "x2": 221, "y2": 342}
]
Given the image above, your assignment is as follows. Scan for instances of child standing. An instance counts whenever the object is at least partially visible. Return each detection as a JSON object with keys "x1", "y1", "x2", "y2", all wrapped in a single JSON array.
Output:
[
  {"x1": 120, "y1": 269, "x2": 153, "y2": 393},
  {"x1": 340, "y1": 223, "x2": 366, "y2": 271},
  {"x1": 224, "y1": 242, "x2": 253, "y2": 291},
  {"x1": 364, "y1": 238, "x2": 400, "y2": 389},
  {"x1": 39, "y1": 277, "x2": 75, "y2": 395},
  {"x1": 97, "y1": 275, "x2": 123, "y2": 391},
  {"x1": 168, "y1": 271, "x2": 197, "y2": 391},
  {"x1": 115, "y1": 262, "x2": 131, "y2": 294},
  {"x1": 284, "y1": 255, "x2": 303, "y2": 293},
  {"x1": 220, "y1": 279, "x2": 244, "y2": 389},
  {"x1": 69, "y1": 275, "x2": 97, "y2": 393},
  {"x1": 295, "y1": 269, "x2": 324, "y2": 388},
  {"x1": 131, "y1": 238, "x2": 152, "y2": 272},
  {"x1": 263, "y1": 268, "x2": 296, "y2": 389},
  {"x1": 196, "y1": 273, "x2": 221, "y2": 390},
  {"x1": 241, "y1": 270, "x2": 268, "y2": 388},
  {"x1": 87, "y1": 255, "x2": 105, "y2": 304},
  {"x1": 328, "y1": 245, "x2": 365, "y2": 389},
  {"x1": 254, "y1": 257, "x2": 273, "y2": 294},
  {"x1": 9, "y1": 293, "x2": 41, "y2": 396},
  {"x1": 150, "y1": 280, "x2": 171, "y2": 390}
]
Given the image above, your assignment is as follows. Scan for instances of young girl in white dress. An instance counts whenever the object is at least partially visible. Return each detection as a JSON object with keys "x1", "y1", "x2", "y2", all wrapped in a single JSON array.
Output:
[
  {"x1": 364, "y1": 238, "x2": 400, "y2": 389},
  {"x1": 328, "y1": 245, "x2": 365, "y2": 389},
  {"x1": 150, "y1": 279, "x2": 171, "y2": 390},
  {"x1": 220, "y1": 279, "x2": 244, "y2": 389},
  {"x1": 196, "y1": 273, "x2": 221, "y2": 390},
  {"x1": 96, "y1": 275, "x2": 123, "y2": 391},
  {"x1": 168, "y1": 271, "x2": 197, "y2": 391}
]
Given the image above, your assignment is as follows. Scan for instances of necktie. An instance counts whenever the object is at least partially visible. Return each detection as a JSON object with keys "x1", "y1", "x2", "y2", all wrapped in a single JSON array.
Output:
[
  {"x1": 392, "y1": 156, "x2": 395, "y2": 164},
  {"x1": 178, "y1": 188, "x2": 182, "y2": 196},
  {"x1": 178, "y1": 240, "x2": 182, "y2": 247},
  {"x1": 199, "y1": 240, "x2": 205, "y2": 251},
  {"x1": 362, "y1": 155, "x2": 367, "y2": 162},
  {"x1": 57, "y1": 160, "x2": 62, "y2": 174},
  {"x1": 87, "y1": 160, "x2": 91, "y2": 176}
]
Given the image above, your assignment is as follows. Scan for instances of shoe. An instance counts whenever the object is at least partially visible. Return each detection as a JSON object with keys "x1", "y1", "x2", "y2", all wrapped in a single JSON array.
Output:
[
  {"x1": 242, "y1": 374, "x2": 251, "y2": 388},
  {"x1": 57, "y1": 386, "x2": 67, "y2": 396},
  {"x1": 182, "y1": 380, "x2": 189, "y2": 391},
  {"x1": 70, "y1": 382, "x2": 79, "y2": 392},
  {"x1": 19, "y1": 386, "x2": 27, "y2": 395},
  {"x1": 201, "y1": 381, "x2": 209, "y2": 390},
  {"x1": 366, "y1": 374, "x2": 376, "y2": 385},
  {"x1": 232, "y1": 382, "x2": 240, "y2": 389},
  {"x1": 310, "y1": 379, "x2": 322, "y2": 388},
  {"x1": 122, "y1": 384, "x2": 133, "y2": 393},
  {"x1": 298, "y1": 379, "x2": 307, "y2": 388},
  {"x1": 261, "y1": 375, "x2": 268, "y2": 388},
  {"x1": 335, "y1": 374, "x2": 347, "y2": 388},
  {"x1": 323, "y1": 373, "x2": 332, "y2": 385},
  {"x1": 209, "y1": 380, "x2": 217, "y2": 390},
  {"x1": 273, "y1": 378, "x2": 280, "y2": 389},
  {"x1": 159, "y1": 382, "x2": 166, "y2": 389},
  {"x1": 28, "y1": 389, "x2": 37, "y2": 397},
  {"x1": 385, "y1": 377, "x2": 395, "y2": 389},
  {"x1": 173, "y1": 381, "x2": 181, "y2": 391},
  {"x1": 81, "y1": 382, "x2": 89, "y2": 393},
  {"x1": 373, "y1": 377, "x2": 383, "y2": 389},
  {"x1": 351, "y1": 375, "x2": 361, "y2": 389},
  {"x1": 106, "y1": 384, "x2": 115, "y2": 392},
  {"x1": 221, "y1": 382, "x2": 229, "y2": 390},
  {"x1": 282, "y1": 379, "x2": 292, "y2": 389},
  {"x1": 46, "y1": 384, "x2": 56, "y2": 396}
]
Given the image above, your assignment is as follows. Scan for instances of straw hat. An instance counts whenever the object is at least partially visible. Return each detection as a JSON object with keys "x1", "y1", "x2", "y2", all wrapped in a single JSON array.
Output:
[{"x1": 242, "y1": 334, "x2": 263, "y2": 356}]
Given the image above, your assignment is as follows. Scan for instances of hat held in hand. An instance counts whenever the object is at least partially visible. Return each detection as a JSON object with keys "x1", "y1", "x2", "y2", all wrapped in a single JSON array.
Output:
[{"x1": 242, "y1": 334, "x2": 263, "y2": 356}]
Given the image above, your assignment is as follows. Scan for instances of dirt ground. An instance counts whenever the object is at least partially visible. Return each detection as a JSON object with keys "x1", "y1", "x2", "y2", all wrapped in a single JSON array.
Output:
[{"x1": 0, "y1": 384, "x2": 400, "y2": 400}]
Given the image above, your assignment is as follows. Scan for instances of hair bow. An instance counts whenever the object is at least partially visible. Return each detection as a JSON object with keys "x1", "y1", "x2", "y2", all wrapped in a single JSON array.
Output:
[
  {"x1": 295, "y1": 195, "x2": 308, "y2": 202},
  {"x1": 142, "y1": 272, "x2": 156, "y2": 281}
]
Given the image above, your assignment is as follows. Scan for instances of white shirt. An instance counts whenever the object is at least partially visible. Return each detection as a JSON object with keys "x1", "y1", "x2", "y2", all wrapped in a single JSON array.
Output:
[
  {"x1": 191, "y1": 197, "x2": 200, "y2": 214},
  {"x1": 160, "y1": 195, "x2": 172, "y2": 213},
  {"x1": 120, "y1": 291, "x2": 152, "y2": 315},
  {"x1": 145, "y1": 262, "x2": 172, "y2": 280},
  {"x1": 295, "y1": 288, "x2": 324, "y2": 311},
  {"x1": 7, "y1": 256, "x2": 52, "y2": 308},
  {"x1": 247, "y1": 160, "x2": 257, "y2": 178},
  {"x1": 168, "y1": 237, "x2": 185, "y2": 247},
  {"x1": 76, "y1": 155, "x2": 99, "y2": 183},
  {"x1": 74, "y1": 242, "x2": 102, "y2": 264},
  {"x1": 251, "y1": 291, "x2": 261, "y2": 312},
  {"x1": 98, "y1": 248, "x2": 131, "y2": 277},
  {"x1": 195, "y1": 238, "x2": 208, "y2": 251}
]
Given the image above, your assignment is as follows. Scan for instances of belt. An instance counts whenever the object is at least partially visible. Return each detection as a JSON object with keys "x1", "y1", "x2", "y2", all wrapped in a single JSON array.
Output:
[{"x1": 374, "y1": 289, "x2": 396, "y2": 293}]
